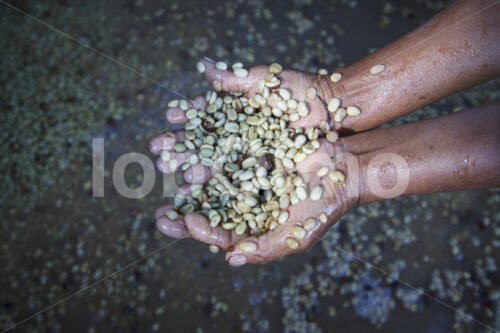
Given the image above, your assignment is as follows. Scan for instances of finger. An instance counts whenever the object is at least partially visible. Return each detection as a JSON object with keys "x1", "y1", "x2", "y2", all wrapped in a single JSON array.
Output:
[
  {"x1": 155, "y1": 204, "x2": 173, "y2": 219},
  {"x1": 177, "y1": 183, "x2": 192, "y2": 196},
  {"x1": 156, "y1": 217, "x2": 191, "y2": 239},
  {"x1": 154, "y1": 184, "x2": 192, "y2": 221},
  {"x1": 155, "y1": 204, "x2": 191, "y2": 239},
  {"x1": 166, "y1": 95, "x2": 207, "y2": 124},
  {"x1": 183, "y1": 213, "x2": 245, "y2": 249},
  {"x1": 156, "y1": 150, "x2": 196, "y2": 174},
  {"x1": 155, "y1": 186, "x2": 193, "y2": 215},
  {"x1": 183, "y1": 164, "x2": 217, "y2": 184},
  {"x1": 201, "y1": 56, "x2": 267, "y2": 93},
  {"x1": 148, "y1": 131, "x2": 186, "y2": 155},
  {"x1": 155, "y1": 149, "x2": 218, "y2": 183}
]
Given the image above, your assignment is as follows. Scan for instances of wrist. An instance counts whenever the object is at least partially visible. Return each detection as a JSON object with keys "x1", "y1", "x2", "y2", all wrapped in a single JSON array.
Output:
[
  {"x1": 323, "y1": 138, "x2": 364, "y2": 210},
  {"x1": 340, "y1": 130, "x2": 414, "y2": 205},
  {"x1": 331, "y1": 134, "x2": 408, "y2": 206}
]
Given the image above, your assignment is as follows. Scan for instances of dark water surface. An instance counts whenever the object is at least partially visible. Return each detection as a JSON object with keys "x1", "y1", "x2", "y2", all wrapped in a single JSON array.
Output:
[{"x1": 1, "y1": 0, "x2": 499, "y2": 332}]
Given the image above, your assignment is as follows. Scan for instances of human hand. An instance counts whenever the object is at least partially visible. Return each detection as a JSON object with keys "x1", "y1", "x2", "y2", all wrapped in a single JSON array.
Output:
[
  {"x1": 150, "y1": 57, "x2": 349, "y2": 182},
  {"x1": 153, "y1": 139, "x2": 359, "y2": 266},
  {"x1": 166, "y1": 57, "x2": 346, "y2": 132},
  {"x1": 149, "y1": 58, "x2": 359, "y2": 265}
]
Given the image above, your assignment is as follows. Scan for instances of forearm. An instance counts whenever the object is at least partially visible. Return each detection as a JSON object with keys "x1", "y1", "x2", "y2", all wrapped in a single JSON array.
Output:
[
  {"x1": 324, "y1": 0, "x2": 500, "y2": 133},
  {"x1": 339, "y1": 102, "x2": 500, "y2": 204}
]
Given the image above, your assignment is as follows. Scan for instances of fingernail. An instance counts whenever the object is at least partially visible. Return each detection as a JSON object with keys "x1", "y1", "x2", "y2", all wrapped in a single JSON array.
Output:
[
  {"x1": 202, "y1": 56, "x2": 215, "y2": 63},
  {"x1": 166, "y1": 109, "x2": 188, "y2": 123},
  {"x1": 228, "y1": 254, "x2": 247, "y2": 267},
  {"x1": 156, "y1": 218, "x2": 190, "y2": 238},
  {"x1": 183, "y1": 164, "x2": 210, "y2": 184}
]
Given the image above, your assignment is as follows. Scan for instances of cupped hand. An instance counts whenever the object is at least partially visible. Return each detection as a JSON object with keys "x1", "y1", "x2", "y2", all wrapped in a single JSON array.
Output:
[
  {"x1": 150, "y1": 57, "x2": 358, "y2": 265},
  {"x1": 165, "y1": 57, "x2": 342, "y2": 131}
]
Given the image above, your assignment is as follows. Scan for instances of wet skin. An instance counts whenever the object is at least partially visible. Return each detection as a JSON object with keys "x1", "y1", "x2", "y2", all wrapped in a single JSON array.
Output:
[{"x1": 149, "y1": 0, "x2": 500, "y2": 266}]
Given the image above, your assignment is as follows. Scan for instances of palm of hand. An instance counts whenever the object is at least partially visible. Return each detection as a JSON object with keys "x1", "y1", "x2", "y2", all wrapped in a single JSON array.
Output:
[{"x1": 150, "y1": 59, "x2": 357, "y2": 265}]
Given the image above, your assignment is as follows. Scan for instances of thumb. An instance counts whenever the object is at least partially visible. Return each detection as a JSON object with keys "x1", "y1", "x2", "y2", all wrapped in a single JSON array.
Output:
[{"x1": 200, "y1": 56, "x2": 267, "y2": 93}]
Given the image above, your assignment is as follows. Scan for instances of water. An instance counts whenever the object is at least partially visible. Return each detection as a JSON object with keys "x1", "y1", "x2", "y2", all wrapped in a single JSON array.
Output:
[{"x1": 1, "y1": 0, "x2": 499, "y2": 331}]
